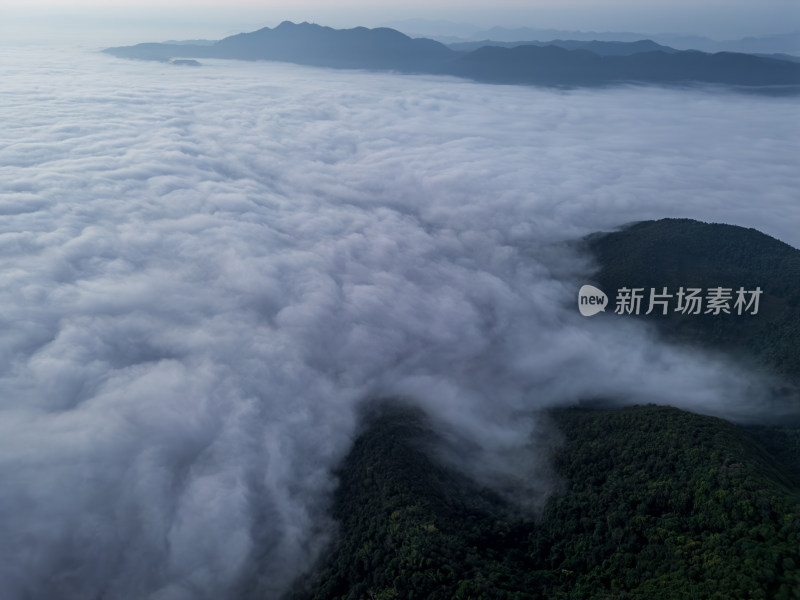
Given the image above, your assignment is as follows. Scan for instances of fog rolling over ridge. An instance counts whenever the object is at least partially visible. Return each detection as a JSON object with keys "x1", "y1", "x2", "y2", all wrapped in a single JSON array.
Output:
[{"x1": 0, "y1": 46, "x2": 798, "y2": 599}]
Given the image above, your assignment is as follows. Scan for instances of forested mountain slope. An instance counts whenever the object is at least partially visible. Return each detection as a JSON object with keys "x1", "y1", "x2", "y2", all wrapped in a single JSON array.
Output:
[
  {"x1": 293, "y1": 219, "x2": 800, "y2": 600},
  {"x1": 297, "y1": 404, "x2": 800, "y2": 600}
]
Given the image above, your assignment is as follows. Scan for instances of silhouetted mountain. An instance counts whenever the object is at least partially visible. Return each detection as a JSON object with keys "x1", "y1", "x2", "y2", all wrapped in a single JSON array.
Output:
[
  {"x1": 104, "y1": 42, "x2": 211, "y2": 62},
  {"x1": 171, "y1": 59, "x2": 201, "y2": 67},
  {"x1": 447, "y1": 45, "x2": 800, "y2": 86},
  {"x1": 469, "y1": 26, "x2": 647, "y2": 43},
  {"x1": 654, "y1": 31, "x2": 800, "y2": 55},
  {"x1": 104, "y1": 22, "x2": 800, "y2": 89},
  {"x1": 448, "y1": 38, "x2": 677, "y2": 56},
  {"x1": 105, "y1": 21, "x2": 455, "y2": 72},
  {"x1": 464, "y1": 27, "x2": 800, "y2": 55}
]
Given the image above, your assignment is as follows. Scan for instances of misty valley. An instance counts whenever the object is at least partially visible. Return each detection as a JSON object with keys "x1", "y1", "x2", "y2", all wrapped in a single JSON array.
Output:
[{"x1": 1, "y1": 18, "x2": 799, "y2": 600}]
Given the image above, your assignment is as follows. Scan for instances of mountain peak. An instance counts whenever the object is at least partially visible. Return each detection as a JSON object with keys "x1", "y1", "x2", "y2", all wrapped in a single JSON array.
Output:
[{"x1": 103, "y1": 22, "x2": 800, "y2": 89}]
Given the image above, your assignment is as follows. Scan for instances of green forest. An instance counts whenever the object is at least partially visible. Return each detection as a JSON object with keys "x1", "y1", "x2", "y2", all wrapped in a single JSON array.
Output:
[
  {"x1": 586, "y1": 218, "x2": 800, "y2": 379},
  {"x1": 293, "y1": 219, "x2": 800, "y2": 599}
]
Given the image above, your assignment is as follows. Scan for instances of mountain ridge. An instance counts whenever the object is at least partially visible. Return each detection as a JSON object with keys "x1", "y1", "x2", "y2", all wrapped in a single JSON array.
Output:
[
  {"x1": 297, "y1": 403, "x2": 800, "y2": 600},
  {"x1": 103, "y1": 21, "x2": 800, "y2": 89},
  {"x1": 586, "y1": 218, "x2": 800, "y2": 381},
  {"x1": 398, "y1": 22, "x2": 800, "y2": 55},
  {"x1": 294, "y1": 218, "x2": 800, "y2": 600},
  {"x1": 447, "y1": 38, "x2": 678, "y2": 55}
]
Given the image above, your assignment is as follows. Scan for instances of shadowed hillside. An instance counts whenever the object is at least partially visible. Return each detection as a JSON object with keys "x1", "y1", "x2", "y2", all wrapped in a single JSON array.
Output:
[
  {"x1": 292, "y1": 219, "x2": 800, "y2": 600},
  {"x1": 295, "y1": 403, "x2": 800, "y2": 600},
  {"x1": 586, "y1": 218, "x2": 800, "y2": 379}
]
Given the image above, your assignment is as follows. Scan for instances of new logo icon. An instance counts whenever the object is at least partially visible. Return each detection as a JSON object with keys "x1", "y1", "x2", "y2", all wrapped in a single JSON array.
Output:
[{"x1": 578, "y1": 285, "x2": 608, "y2": 316}]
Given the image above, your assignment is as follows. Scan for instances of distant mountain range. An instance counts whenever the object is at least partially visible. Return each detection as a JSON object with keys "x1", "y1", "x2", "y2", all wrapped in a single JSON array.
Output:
[
  {"x1": 383, "y1": 20, "x2": 800, "y2": 55},
  {"x1": 104, "y1": 21, "x2": 800, "y2": 89},
  {"x1": 446, "y1": 44, "x2": 800, "y2": 87},
  {"x1": 466, "y1": 27, "x2": 800, "y2": 55},
  {"x1": 447, "y1": 38, "x2": 677, "y2": 55}
]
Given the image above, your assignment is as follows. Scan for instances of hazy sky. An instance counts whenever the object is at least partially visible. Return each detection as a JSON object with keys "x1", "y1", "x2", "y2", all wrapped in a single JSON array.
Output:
[{"x1": 3, "y1": 0, "x2": 799, "y2": 45}]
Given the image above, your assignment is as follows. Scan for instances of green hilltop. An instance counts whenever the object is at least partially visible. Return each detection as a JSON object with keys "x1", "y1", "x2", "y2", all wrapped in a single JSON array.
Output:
[
  {"x1": 586, "y1": 218, "x2": 800, "y2": 379},
  {"x1": 292, "y1": 219, "x2": 800, "y2": 600}
]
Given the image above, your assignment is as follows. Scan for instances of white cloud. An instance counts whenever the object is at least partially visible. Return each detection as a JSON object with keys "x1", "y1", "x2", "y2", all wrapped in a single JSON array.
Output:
[{"x1": 0, "y1": 46, "x2": 798, "y2": 599}]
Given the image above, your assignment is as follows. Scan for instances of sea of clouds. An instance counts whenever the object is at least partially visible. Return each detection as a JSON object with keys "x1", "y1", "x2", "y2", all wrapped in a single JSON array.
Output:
[{"x1": 0, "y1": 46, "x2": 798, "y2": 599}]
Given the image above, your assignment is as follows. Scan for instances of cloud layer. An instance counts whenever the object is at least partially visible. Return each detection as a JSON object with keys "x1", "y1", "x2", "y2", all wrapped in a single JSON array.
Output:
[{"x1": 0, "y1": 47, "x2": 798, "y2": 599}]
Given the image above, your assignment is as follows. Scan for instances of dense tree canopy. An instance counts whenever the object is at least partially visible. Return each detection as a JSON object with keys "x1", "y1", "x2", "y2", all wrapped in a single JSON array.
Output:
[
  {"x1": 297, "y1": 404, "x2": 799, "y2": 600},
  {"x1": 292, "y1": 219, "x2": 800, "y2": 599},
  {"x1": 587, "y1": 218, "x2": 800, "y2": 379}
]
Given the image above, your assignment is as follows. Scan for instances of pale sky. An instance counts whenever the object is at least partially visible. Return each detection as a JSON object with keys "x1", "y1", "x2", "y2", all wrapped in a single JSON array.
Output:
[{"x1": 2, "y1": 0, "x2": 799, "y2": 45}]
